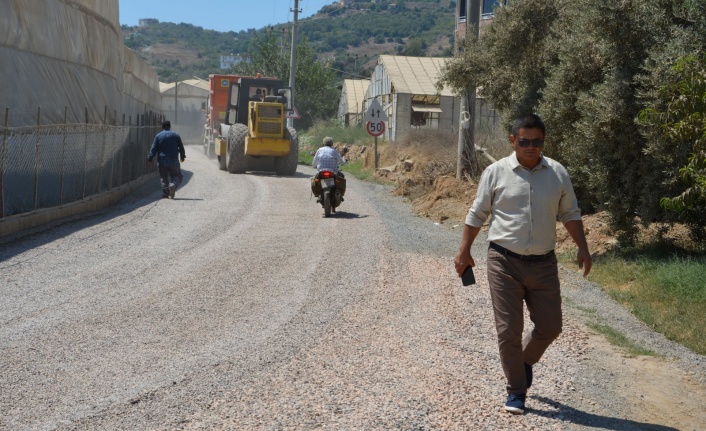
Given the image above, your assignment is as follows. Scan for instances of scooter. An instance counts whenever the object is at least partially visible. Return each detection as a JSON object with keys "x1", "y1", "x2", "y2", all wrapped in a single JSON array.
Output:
[{"x1": 311, "y1": 170, "x2": 346, "y2": 217}]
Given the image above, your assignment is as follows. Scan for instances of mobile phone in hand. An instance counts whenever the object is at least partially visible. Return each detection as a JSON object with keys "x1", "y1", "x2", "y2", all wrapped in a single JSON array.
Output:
[{"x1": 461, "y1": 266, "x2": 476, "y2": 286}]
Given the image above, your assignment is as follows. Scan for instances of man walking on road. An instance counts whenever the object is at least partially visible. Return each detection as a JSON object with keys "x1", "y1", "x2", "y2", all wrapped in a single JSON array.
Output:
[
  {"x1": 454, "y1": 114, "x2": 592, "y2": 414},
  {"x1": 147, "y1": 120, "x2": 186, "y2": 199}
]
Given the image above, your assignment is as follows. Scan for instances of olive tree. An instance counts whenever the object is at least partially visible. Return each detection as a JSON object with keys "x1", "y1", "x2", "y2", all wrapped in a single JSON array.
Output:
[
  {"x1": 640, "y1": 55, "x2": 706, "y2": 243},
  {"x1": 439, "y1": 0, "x2": 706, "y2": 244}
]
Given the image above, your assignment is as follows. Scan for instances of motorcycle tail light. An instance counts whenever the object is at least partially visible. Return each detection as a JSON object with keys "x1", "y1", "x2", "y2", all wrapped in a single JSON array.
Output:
[{"x1": 320, "y1": 171, "x2": 334, "y2": 179}]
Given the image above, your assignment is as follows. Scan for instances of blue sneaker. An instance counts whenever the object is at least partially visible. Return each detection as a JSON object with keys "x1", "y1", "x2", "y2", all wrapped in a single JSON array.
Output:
[
  {"x1": 504, "y1": 392, "x2": 526, "y2": 414},
  {"x1": 525, "y1": 362, "x2": 533, "y2": 389}
]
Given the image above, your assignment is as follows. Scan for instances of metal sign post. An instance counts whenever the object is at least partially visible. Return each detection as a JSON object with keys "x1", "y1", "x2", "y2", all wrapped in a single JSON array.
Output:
[
  {"x1": 284, "y1": 106, "x2": 300, "y2": 119},
  {"x1": 364, "y1": 98, "x2": 387, "y2": 170}
]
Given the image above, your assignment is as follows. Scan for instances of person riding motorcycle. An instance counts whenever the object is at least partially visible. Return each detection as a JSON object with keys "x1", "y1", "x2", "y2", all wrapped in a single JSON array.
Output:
[
  {"x1": 312, "y1": 136, "x2": 346, "y2": 174},
  {"x1": 311, "y1": 137, "x2": 347, "y2": 213}
]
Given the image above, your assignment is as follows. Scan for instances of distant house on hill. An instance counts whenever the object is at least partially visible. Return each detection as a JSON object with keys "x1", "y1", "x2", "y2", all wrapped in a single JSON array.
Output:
[
  {"x1": 365, "y1": 55, "x2": 459, "y2": 141},
  {"x1": 139, "y1": 18, "x2": 159, "y2": 27},
  {"x1": 160, "y1": 78, "x2": 209, "y2": 144},
  {"x1": 220, "y1": 54, "x2": 243, "y2": 70},
  {"x1": 337, "y1": 79, "x2": 370, "y2": 126}
]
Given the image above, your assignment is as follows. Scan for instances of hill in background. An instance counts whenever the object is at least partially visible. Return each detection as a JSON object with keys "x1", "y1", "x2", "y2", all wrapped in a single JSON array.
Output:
[{"x1": 121, "y1": 0, "x2": 456, "y2": 82}]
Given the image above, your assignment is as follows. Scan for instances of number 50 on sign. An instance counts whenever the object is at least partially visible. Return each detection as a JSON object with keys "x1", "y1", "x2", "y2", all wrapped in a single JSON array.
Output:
[{"x1": 366, "y1": 121, "x2": 385, "y2": 137}]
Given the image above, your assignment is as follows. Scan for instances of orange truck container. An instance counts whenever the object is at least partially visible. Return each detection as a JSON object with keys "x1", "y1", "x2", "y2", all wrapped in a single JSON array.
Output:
[{"x1": 203, "y1": 74, "x2": 241, "y2": 160}]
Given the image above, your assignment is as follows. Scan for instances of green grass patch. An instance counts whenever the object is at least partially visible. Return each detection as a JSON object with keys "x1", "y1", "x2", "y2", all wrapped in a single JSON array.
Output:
[
  {"x1": 300, "y1": 120, "x2": 373, "y2": 151},
  {"x1": 561, "y1": 248, "x2": 706, "y2": 355},
  {"x1": 341, "y1": 159, "x2": 373, "y2": 180},
  {"x1": 587, "y1": 323, "x2": 658, "y2": 357},
  {"x1": 298, "y1": 148, "x2": 314, "y2": 166}
]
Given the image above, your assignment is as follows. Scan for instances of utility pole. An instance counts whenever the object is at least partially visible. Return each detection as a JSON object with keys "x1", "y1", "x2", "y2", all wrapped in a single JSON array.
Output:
[
  {"x1": 456, "y1": 0, "x2": 480, "y2": 179},
  {"x1": 269, "y1": 26, "x2": 288, "y2": 56},
  {"x1": 173, "y1": 74, "x2": 178, "y2": 130},
  {"x1": 287, "y1": 0, "x2": 300, "y2": 128}
]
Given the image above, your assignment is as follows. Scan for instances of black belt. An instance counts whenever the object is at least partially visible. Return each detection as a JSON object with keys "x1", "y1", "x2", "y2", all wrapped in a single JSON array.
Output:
[{"x1": 489, "y1": 242, "x2": 555, "y2": 262}]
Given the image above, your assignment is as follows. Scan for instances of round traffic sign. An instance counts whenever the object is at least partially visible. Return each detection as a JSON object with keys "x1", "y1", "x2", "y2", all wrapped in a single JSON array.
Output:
[{"x1": 366, "y1": 121, "x2": 385, "y2": 137}]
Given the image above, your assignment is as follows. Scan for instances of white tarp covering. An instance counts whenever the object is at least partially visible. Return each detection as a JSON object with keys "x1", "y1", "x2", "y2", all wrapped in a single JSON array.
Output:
[{"x1": 0, "y1": 0, "x2": 161, "y2": 127}]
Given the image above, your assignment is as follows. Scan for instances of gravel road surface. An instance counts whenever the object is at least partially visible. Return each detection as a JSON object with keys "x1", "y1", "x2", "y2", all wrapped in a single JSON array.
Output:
[{"x1": 1, "y1": 145, "x2": 704, "y2": 430}]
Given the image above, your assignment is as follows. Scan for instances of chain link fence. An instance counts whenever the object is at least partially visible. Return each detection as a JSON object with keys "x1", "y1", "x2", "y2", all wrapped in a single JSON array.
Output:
[{"x1": 0, "y1": 109, "x2": 162, "y2": 219}]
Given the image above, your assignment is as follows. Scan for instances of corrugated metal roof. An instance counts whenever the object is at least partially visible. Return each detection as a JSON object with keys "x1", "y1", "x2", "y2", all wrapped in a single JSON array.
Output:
[
  {"x1": 378, "y1": 55, "x2": 453, "y2": 96},
  {"x1": 182, "y1": 78, "x2": 209, "y2": 91},
  {"x1": 159, "y1": 79, "x2": 209, "y2": 95},
  {"x1": 159, "y1": 82, "x2": 175, "y2": 92},
  {"x1": 343, "y1": 79, "x2": 370, "y2": 113}
]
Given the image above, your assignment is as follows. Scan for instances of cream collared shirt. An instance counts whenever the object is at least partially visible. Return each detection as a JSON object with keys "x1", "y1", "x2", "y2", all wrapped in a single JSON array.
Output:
[{"x1": 465, "y1": 153, "x2": 582, "y2": 256}]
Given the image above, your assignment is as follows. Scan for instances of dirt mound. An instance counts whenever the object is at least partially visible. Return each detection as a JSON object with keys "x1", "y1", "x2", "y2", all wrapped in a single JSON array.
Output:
[{"x1": 341, "y1": 140, "x2": 691, "y2": 256}]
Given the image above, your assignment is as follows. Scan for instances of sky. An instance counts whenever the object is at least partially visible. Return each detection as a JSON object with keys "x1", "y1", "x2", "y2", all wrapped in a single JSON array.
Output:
[{"x1": 119, "y1": 0, "x2": 332, "y2": 33}]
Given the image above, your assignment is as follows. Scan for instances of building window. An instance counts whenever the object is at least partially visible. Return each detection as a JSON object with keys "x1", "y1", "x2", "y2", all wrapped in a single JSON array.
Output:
[
  {"x1": 482, "y1": 0, "x2": 508, "y2": 18},
  {"x1": 411, "y1": 106, "x2": 442, "y2": 130},
  {"x1": 458, "y1": 0, "x2": 467, "y2": 22}
]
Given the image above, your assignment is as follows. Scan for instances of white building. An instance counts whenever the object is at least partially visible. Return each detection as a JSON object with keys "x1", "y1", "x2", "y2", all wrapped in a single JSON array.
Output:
[
  {"x1": 160, "y1": 78, "x2": 209, "y2": 144},
  {"x1": 365, "y1": 55, "x2": 459, "y2": 141},
  {"x1": 220, "y1": 55, "x2": 243, "y2": 70},
  {"x1": 337, "y1": 79, "x2": 370, "y2": 126}
]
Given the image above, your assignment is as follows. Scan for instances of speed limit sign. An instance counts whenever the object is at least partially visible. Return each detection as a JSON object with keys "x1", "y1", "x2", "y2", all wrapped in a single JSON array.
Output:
[{"x1": 366, "y1": 120, "x2": 385, "y2": 137}]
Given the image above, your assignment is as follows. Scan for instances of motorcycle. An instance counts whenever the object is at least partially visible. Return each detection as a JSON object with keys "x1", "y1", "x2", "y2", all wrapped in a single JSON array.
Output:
[{"x1": 311, "y1": 170, "x2": 346, "y2": 217}]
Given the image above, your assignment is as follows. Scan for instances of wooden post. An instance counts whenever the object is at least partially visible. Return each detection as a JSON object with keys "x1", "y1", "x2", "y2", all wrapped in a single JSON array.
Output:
[
  {"x1": 1, "y1": 107, "x2": 8, "y2": 218},
  {"x1": 34, "y1": 107, "x2": 40, "y2": 211},
  {"x1": 129, "y1": 115, "x2": 134, "y2": 181},
  {"x1": 110, "y1": 109, "x2": 117, "y2": 189},
  {"x1": 60, "y1": 106, "x2": 67, "y2": 204},
  {"x1": 118, "y1": 113, "x2": 125, "y2": 186},
  {"x1": 83, "y1": 107, "x2": 88, "y2": 198},
  {"x1": 457, "y1": 0, "x2": 481, "y2": 179}
]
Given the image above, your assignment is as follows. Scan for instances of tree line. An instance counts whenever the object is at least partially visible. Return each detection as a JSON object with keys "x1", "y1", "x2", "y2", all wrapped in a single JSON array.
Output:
[
  {"x1": 120, "y1": 0, "x2": 454, "y2": 83},
  {"x1": 440, "y1": 0, "x2": 706, "y2": 246}
]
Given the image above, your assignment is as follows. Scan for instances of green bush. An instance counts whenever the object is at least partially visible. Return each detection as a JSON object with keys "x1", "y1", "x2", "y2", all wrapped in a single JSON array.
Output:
[{"x1": 440, "y1": 0, "x2": 706, "y2": 245}]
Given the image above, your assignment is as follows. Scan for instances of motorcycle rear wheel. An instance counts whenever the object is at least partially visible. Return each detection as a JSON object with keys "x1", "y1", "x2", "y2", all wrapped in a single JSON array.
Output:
[{"x1": 324, "y1": 191, "x2": 331, "y2": 217}]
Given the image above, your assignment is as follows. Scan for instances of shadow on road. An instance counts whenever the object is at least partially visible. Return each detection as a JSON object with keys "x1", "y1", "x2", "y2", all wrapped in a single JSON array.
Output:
[
  {"x1": 529, "y1": 396, "x2": 679, "y2": 431},
  {"x1": 326, "y1": 211, "x2": 368, "y2": 219},
  {"x1": 0, "y1": 169, "x2": 195, "y2": 261},
  {"x1": 245, "y1": 170, "x2": 311, "y2": 179}
]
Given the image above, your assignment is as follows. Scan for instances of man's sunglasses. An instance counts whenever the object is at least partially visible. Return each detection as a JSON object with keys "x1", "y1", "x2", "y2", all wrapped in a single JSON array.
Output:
[{"x1": 517, "y1": 139, "x2": 544, "y2": 148}]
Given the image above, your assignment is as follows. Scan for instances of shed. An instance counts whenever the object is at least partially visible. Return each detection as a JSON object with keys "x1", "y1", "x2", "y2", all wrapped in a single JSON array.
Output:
[
  {"x1": 160, "y1": 78, "x2": 209, "y2": 144},
  {"x1": 366, "y1": 55, "x2": 459, "y2": 141},
  {"x1": 337, "y1": 79, "x2": 370, "y2": 126}
]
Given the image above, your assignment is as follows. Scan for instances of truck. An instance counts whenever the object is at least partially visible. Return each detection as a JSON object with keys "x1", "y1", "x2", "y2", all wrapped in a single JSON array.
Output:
[
  {"x1": 203, "y1": 74, "x2": 238, "y2": 162},
  {"x1": 202, "y1": 74, "x2": 298, "y2": 176}
]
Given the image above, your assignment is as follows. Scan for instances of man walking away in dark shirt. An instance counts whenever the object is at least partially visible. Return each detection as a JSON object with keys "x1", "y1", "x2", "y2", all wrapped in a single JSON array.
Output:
[{"x1": 147, "y1": 120, "x2": 186, "y2": 199}]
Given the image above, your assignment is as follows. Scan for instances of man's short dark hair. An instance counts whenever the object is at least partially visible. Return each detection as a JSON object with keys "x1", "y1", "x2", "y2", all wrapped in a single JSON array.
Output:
[
  {"x1": 511, "y1": 114, "x2": 545, "y2": 136},
  {"x1": 162, "y1": 120, "x2": 171, "y2": 130},
  {"x1": 323, "y1": 137, "x2": 334, "y2": 147}
]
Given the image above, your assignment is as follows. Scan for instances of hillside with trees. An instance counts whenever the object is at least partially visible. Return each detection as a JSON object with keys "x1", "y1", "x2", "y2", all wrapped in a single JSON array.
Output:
[{"x1": 121, "y1": 0, "x2": 455, "y2": 82}]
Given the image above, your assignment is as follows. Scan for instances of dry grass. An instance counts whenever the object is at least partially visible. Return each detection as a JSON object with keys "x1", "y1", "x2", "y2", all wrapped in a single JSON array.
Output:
[{"x1": 364, "y1": 129, "x2": 480, "y2": 224}]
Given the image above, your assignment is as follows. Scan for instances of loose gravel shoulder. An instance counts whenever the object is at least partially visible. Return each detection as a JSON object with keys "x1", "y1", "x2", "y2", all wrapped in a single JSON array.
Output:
[{"x1": 0, "y1": 146, "x2": 704, "y2": 431}]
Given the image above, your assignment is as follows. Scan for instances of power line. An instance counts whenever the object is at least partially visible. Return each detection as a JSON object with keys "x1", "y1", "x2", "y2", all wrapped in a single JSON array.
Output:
[{"x1": 327, "y1": 66, "x2": 369, "y2": 79}]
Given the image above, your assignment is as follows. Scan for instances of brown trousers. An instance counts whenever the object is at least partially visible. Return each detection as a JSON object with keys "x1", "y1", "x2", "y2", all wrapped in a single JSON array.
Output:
[{"x1": 486, "y1": 247, "x2": 562, "y2": 394}]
